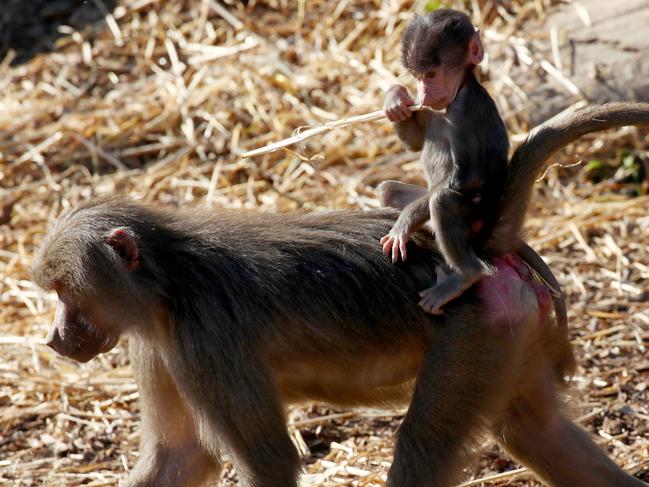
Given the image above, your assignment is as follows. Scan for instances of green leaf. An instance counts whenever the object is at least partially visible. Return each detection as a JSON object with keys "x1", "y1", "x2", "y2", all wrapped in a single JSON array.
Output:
[
  {"x1": 586, "y1": 159, "x2": 602, "y2": 170},
  {"x1": 426, "y1": 1, "x2": 443, "y2": 11},
  {"x1": 622, "y1": 154, "x2": 636, "y2": 169}
]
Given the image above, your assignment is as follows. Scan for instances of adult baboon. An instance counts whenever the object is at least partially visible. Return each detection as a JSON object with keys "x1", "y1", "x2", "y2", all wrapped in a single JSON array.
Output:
[{"x1": 32, "y1": 103, "x2": 649, "y2": 486}]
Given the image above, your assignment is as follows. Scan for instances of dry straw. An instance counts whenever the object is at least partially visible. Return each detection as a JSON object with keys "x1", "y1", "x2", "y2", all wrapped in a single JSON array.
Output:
[{"x1": 242, "y1": 105, "x2": 424, "y2": 158}]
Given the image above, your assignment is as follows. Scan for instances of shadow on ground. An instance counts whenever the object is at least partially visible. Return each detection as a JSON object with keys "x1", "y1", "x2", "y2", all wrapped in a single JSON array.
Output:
[{"x1": 0, "y1": 0, "x2": 118, "y2": 65}]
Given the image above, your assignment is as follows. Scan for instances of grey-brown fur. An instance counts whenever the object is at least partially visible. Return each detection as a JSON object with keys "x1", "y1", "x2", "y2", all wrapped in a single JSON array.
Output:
[
  {"x1": 33, "y1": 184, "x2": 647, "y2": 486},
  {"x1": 383, "y1": 10, "x2": 510, "y2": 314},
  {"x1": 487, "y1": 102, "x2": 649, "y2": 254},
  {"x1": 401, "y1": 10, "x2": 475, "y2": 73}
]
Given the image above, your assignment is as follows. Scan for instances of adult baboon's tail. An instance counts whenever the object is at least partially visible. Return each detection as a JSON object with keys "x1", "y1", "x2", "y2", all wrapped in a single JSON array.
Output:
[{"x1": 486, "y1": 102, "x2": 649, "y2": 254}]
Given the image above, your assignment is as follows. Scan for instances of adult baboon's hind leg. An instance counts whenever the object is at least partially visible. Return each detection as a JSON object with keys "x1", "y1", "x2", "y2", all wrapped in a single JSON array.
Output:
[
  {"x1": 495, "y1": 363, "x2": 647, "y2": 487},
  {"x1": 387, "y1": 304, "x2": 523, "y2": 487}
]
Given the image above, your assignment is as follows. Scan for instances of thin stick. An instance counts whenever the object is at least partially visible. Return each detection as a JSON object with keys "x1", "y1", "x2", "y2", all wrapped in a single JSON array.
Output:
[
  {"x1": 457, "y1": 467, "x2": 528, "y2": 486},
  {"x1": 241, "y1": 105, "x2": 424, "y2": 158}
]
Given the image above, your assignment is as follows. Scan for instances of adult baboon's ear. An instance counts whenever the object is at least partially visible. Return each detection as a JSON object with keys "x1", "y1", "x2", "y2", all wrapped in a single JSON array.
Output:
[{"x1": 106, "y1": 228, "x2": 140, "y2": 271}]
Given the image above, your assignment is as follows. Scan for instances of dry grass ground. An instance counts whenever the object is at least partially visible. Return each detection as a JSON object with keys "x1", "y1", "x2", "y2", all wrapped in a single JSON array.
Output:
[{"x1": 0, "y1": 0, "x2": 648, "y2": 485}]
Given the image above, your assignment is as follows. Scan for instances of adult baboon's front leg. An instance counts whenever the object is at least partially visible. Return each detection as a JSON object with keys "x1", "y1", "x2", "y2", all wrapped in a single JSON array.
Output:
[{"x1": 125, "y1": 339, "x2": 218, "y2": 487}]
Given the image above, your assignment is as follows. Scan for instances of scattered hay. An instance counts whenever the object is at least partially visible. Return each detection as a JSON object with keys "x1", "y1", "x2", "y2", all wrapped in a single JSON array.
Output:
[{"x1": 0, "y1": 0, "x2": 647, "y2": 485}]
